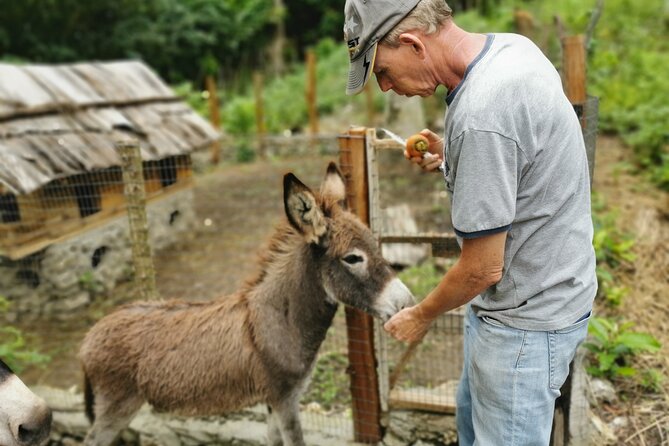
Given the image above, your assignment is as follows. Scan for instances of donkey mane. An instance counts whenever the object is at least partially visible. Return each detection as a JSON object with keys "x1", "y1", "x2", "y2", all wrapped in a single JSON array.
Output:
[{"x1": 241, "y1": 193, "x2": 343, "y2": 295}]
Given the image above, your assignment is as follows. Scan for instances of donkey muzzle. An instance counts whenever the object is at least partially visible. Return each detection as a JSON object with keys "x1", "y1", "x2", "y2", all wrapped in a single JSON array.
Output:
[{"x1": 374, "y1": 278, "x2": 416, "y2": 323}]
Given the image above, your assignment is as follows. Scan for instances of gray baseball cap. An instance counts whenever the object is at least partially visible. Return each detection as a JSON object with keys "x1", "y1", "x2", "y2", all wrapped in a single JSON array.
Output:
[{"x1": 344, "y1": 0, "x2": 421, "y2": 95}]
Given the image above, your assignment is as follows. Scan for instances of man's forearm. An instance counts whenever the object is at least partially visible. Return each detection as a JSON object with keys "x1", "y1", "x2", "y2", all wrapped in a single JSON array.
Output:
[
  {"x1": 416, "y1": 260, "x2": 493, "y2": 320},
  {"x1": 416, "y1": 231, "x2": 507, "y2": 321}
]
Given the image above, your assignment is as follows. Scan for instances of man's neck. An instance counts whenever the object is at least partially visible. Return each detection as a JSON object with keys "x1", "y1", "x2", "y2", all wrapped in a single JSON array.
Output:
[{"x1": 430, "y1": 22, "x2": 487, "y2": 91}]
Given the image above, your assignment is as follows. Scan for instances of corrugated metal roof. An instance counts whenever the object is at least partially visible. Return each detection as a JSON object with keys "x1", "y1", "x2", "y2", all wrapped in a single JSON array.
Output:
[{"x1": 0, "y1": 60, "x2": 220, "y2": 195}]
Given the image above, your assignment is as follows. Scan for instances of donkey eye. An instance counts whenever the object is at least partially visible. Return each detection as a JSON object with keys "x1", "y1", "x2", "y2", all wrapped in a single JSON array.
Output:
[{"x1": 342, "y1": 254, "x2": 364, "y2": 264}]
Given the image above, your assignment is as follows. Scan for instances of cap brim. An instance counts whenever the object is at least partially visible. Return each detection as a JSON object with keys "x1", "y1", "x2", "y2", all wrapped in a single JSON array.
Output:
[{"x1": 346, "y1": 42, "x2": 378, "y2": 96}]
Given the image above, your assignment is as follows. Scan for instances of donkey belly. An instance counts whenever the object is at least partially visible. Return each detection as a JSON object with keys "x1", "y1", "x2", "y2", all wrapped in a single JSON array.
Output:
[
  {"x1": 136, "y1": 335, "x2": 271, "y2": 416},
  {"x1": 142, "y1": 368, "x2": 268, "y2": 416}
]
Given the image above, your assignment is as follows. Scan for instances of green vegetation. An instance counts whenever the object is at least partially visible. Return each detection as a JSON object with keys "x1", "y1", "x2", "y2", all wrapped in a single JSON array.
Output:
[
  {"x1": 584, "y1": 317, "x2": 661, "y2": 385},
  {"x1": 591, "y1": 193, "x2": 636, "y2": 307},
  {"x1": 220, "y1": 38, "x2": 381, "y2": 138},
  {"x1": 0, "y1": 0, "x2": 346, "y2": 85},
  {"x1": 0, "y1": 297, "x2": 50, "y2": 373}
]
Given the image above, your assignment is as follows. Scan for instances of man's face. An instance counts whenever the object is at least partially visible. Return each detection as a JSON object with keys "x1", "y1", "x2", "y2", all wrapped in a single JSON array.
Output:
[{"x1": 373, "y1": 41, "x2": 435, "y2": 97}]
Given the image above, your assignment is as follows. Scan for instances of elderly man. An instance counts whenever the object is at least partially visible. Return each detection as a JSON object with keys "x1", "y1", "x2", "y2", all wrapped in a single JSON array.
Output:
[{"x1": 343, "y1": 0, "x2": 597, "y2": 444}]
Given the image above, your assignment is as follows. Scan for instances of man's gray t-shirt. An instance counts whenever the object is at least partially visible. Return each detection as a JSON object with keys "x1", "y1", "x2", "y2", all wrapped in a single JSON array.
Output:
[{"x1": 442, "y1": 33, "x2": 597, "y2": 331}]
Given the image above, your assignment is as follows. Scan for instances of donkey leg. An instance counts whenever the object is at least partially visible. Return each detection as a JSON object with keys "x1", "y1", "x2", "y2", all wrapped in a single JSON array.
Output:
[
  {"x1": 84, "y1": 393, "x2": 143, "y2": 446},
  {"x1": 272, "y1": 394, "x2": 305, "y2": 446},
  {"x1": 267, "y1": 405, "x2": 283, "y2": 446}
]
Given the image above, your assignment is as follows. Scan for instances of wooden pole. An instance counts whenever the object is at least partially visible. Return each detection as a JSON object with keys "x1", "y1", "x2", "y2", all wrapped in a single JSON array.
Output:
[
  {"x1": 116, "y1": 140, "x2": 158, "y2": 301},
  {"x1": 253, "y1": 71, "x2": 266, "y2": 158},
  {"x1": 561, "y1": 34, "x2": 587, "y2": 105},
  {"x1": 337, "y1": 127, "x2": 382, "y2": 443},
  {"x1": 305, "y1": 49, "x2": 319, "y2": 148},
  {"x1": 513, "y1": 9, "x2": 535, "y2": 38},
  {"x1": 364, "y1": 83, "x2": 375, "y2": 127},
  {"x1": 205, "y1": 75, "x2": 221, "y2": 165}
]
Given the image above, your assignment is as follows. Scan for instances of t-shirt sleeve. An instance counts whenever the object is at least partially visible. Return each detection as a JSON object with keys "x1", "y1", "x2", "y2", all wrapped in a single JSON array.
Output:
[{"x1": 450, "y1": 130, "x2": 526, "y2": 238}]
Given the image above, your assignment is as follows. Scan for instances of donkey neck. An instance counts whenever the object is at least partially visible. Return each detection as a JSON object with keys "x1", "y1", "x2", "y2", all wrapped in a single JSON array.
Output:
[{"x1": 247, "y1": 230, "x2": 337, "y2": 370}]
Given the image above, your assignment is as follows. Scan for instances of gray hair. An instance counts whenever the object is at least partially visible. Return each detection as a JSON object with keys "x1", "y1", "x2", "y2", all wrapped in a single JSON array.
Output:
[{"x1": 381, "y1": 0, "x2": 453, "y2": 48}]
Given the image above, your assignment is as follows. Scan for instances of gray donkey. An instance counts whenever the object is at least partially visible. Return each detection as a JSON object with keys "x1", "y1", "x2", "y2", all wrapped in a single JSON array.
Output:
[{"x1": 79, "y1": 162, "x2": 415, "y2": 446}]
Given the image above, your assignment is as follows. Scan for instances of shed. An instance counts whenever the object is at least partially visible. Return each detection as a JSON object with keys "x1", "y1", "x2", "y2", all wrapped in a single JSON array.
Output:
[{"x1": 0, "y1": 60, "x2": 219, "y2": 318}]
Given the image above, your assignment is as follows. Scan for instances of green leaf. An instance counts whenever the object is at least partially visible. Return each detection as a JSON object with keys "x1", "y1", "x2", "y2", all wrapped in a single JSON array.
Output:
[
  {"x1": 613, "y1": 366, "x2": 637, "y2": 377},
  {"x1": 588, "y1": 317, "x2": 612, "y2": 343},
  {"x1": 616, "y1": 332, "x2": 661, "y2": 353}
]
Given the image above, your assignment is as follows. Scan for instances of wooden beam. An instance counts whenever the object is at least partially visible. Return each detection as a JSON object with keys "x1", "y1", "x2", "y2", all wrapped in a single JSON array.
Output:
[
  {"x1": 389, "y1": 386, "x2": 457, "y2": 414},
  {"x1": 338, "y1": 127, "x2": 382, "y2": 443},
  {"x1": 305, "y1": 49, "x2": 319, "y2": 145},
  {"x1": 253, "y1": 71, "x2": 266, "y2": 159},
  {"x1": 116, "y1": 140, "x2": 159, "y2": 301},
  {"x1": 205, "y1": 75, "x2": 221, "y2": 165},
  {"x1": 561, "y1": 34, "x2": 587, "y2": 104},
  {"x1": 0, "y1": 181, "x2": 191, "y2": 261}
]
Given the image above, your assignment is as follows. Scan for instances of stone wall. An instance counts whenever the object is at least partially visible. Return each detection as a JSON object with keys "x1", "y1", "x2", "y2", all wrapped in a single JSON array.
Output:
[
  {"x1": 35, "y1": 385, "x2": 461, "y2": 446},
  {"x1": 0, "y1": 189, "x2": 196, "y2": 321}
]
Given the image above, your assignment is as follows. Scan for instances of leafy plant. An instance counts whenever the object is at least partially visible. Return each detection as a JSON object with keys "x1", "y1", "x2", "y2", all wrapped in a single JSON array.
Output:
[
  {"x1": 79, "y1": 271, "x2": 104, "y2": 294},
  {"x1": 0, "y1": 297, "x2": 50, "y2": 373},
  {"x1": 591, "y1": 193, "x2": 636, "y2": 306},
  {"x1": 583, "y1": 317, "x2": 661, "y2": 380}
]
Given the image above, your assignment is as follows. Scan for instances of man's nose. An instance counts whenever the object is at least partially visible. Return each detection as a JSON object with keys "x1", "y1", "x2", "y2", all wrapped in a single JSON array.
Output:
[{"x1": 376, "y1": 75, "x2": 392, "y2": 92}]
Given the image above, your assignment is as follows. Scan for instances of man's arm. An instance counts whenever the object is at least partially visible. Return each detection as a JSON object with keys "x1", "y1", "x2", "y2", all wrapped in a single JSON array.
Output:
[{"x1": 384, "y1": 230, "x2": 507, "y2": 342}]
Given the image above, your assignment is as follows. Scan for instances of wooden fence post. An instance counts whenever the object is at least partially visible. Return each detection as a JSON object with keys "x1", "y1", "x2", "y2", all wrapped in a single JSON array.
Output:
[
  {"x1": 561, "y1": 34, "x2": 587, "y2": 106},
  {"x1": 305, "y1": 49, "x2": 319, "y2": 148},
  {"x1": 337, "y1": 127, "x2": 382, "y2": 443},
  {"x1": 253, "y1": 71, "x2": 266, "y2": 158},
  {"x1": 552, "y1": 34, "x2": 595, "y2": 445},
  {"x1": 205, "y1": 75, "x2": 221, "y2": 165},
  {"x1": 116, "y1": 140, "x2": 159, "y2": 301}
]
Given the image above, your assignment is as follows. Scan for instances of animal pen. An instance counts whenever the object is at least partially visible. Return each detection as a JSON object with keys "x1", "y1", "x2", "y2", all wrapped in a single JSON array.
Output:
[
  {"x1": 0, "y1": 60, "x2": 219, "y2": 318},
  {"x1": 0, "y1": 37, "x2": 600, "y2": 446}
]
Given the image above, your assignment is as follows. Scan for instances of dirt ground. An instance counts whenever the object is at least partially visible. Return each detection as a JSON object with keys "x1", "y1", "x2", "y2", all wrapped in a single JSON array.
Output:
[
  {"x1": 16, "y1": 134, "x2": 669, "y2": 444},
  {"x1": 589, "y1": 136, "x2": 669, "y2": 445}
]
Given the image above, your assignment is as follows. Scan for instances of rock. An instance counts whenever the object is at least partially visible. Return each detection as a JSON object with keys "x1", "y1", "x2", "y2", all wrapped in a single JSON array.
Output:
[
  {"x1": 381, "y1": 204, "x2": 429, "y2": 268},
  {"x1": 589, "y1": 378, "x2": 617, "y2": 404}
]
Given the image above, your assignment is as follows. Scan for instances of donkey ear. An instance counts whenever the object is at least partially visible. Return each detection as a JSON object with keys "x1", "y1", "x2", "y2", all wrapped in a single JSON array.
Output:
[
  {"x1": 320, "y1": 162, "x2": 347, "y2": 207},
  {"x1": 284, "y1": 173, "x2": 327, "y2": 245}
]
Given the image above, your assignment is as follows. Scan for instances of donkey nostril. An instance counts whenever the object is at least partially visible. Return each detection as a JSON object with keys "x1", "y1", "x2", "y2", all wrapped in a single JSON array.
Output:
[{"x1": 18, "y1": 409, "x2": 52, "y2": 445}]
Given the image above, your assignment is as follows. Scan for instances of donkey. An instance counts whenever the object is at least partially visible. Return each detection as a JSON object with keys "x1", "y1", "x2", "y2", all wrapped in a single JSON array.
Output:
[
  {"x1": 0, "y1": 358, "x2": 52, "y2": 446},
  {"x1": 79, "y1": 162, "x2": 414, "y2": 446}
]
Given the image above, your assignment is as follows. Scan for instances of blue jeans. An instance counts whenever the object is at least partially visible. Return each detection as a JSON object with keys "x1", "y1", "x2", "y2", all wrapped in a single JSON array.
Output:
[{"x1": 456, "y1": 305, "x2": 590, "y2": 446}]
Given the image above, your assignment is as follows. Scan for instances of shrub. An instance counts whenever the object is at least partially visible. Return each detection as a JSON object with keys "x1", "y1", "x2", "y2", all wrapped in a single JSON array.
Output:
[{"x1": 584, "y1": 317, "x2": 661, "y2": 381}]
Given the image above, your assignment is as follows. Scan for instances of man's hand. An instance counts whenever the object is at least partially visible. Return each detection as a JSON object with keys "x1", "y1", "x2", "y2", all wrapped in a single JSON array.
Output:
[
  {"x1": 383, "y1": 305, "x2": 433, "y2": 342},
  {"x1": 404, "y1": 128, "x2": 444, "y2": 172}
]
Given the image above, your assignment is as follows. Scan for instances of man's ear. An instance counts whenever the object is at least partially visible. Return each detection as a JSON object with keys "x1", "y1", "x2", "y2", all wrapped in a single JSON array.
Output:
[
  {"x1": 398, "y1": 32, "x2": 426, "y2": 58},
  {"x1": 284, "y1": 173, "x2": 327, "y2": 244},
  {"x1": 320, "y1": 162, "x2": 347, "y2": 208}
]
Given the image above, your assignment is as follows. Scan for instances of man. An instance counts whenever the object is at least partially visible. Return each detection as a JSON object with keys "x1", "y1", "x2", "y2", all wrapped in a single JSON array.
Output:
[{"x1": 343, "y1": 0, "x2": 597, "y2": 444}]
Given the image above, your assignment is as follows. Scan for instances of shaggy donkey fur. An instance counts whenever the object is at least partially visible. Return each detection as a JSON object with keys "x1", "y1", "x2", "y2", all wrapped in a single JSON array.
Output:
[{"x1": 79, "y1": 163, "x2": 414, "y2": 446}]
